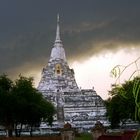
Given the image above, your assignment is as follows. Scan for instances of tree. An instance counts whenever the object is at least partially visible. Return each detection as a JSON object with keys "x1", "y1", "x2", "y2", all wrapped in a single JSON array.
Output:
[
  {"x1": 110, "y1": 57, "x2": 140, "y2": 122},
  {"x1": 110, "y1": 58, "x2": 140, "y2": 139},
  {"x1": 12, "y1": 76, "x2": 55, "y2": 136},
  {"x1": 105, "y1": 77, "x2": 138, "y2": 128},
  {"x1": 0, "y1": 75, "x2": 55, "y2": 137},
  {"x1": 0, "y1": 74, "x2": 14, "y2": 137}
]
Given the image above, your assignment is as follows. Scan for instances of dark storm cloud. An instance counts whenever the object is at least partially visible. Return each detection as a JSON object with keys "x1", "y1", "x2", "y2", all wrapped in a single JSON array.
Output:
[{"x1": 0, "y1": 0, "x2": 140, "y2": 76}]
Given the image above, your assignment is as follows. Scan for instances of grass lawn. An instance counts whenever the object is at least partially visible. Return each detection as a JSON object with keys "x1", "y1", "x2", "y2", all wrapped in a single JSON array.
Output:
[{"x1": 75, "y1": 133, "x2": 92, "y2": 140}]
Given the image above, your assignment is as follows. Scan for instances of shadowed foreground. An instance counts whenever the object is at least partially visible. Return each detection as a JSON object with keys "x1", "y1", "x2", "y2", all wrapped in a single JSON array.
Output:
[{"x1": 0, "y1": 136, "x2": 61, "y2": 140}]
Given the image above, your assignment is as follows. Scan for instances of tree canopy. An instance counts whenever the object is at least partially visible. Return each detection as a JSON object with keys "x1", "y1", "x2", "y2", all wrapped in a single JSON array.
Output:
[
  {"x1": 105, "y1": 77, "x2": 139, "y2": 128},
  {"x1": 0, "y1": 74, "x2": 55, "y2": 137}
]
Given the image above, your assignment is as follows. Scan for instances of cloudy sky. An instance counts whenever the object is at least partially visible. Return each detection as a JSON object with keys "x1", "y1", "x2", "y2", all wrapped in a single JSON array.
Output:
[{"x1": 0, "y1": 0, "x2": 140, "y2": 99}]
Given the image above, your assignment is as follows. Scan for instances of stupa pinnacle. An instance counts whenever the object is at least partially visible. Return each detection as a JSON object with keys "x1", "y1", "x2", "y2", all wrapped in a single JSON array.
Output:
[{"x1": 55, "y1": 14, "x2": 61, "y2": 43}]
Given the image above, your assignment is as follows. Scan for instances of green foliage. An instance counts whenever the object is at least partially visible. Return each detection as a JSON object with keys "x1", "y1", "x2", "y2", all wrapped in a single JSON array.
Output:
[
  {"x1": 133, "y1": 131, "x2": 140, "y2": 140},
  {"x1": 75, "y1": 133, "x2": 92, "y2": 140},
  {"x1": 110, "y1": 57, "x2": 140, "y2": 139},
  {"x1": 0, "y1": 74, "x2": 55, "y2": 137},
  {"x1": 110, "y1": 57, "x2": 140, "y2": 84},
  {"x1": 105, "y1": 77, "x2": 138, "y2": 128},
  {"x1": 109, "y1": 57, "x2": 140, "y2": 129},
  {"x1": 133, "y1": 77, "x2": 140, "y2": 120},
  {"x1": 0, "y1": 74, "x2": 13, "y2": 92},
  {"x1": 0, "y1": 74, "x2": 15, "y2": 136}
]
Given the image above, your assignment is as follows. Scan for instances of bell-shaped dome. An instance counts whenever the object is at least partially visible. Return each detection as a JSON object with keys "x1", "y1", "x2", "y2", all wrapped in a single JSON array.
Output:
[{"x1": 50, "y1": 43, "x2": 66, "y2": 60}]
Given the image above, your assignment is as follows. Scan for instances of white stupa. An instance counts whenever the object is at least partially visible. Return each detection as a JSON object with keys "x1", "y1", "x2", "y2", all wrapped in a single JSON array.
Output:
[{"x1": 38, "y1": 15, "x2": 107, "y2": 129}]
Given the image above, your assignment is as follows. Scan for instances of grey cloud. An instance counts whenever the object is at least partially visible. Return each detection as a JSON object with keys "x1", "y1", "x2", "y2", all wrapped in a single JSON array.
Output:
[
  {"x1": 0, "y1": 0, "x2": 140, "y2": 77},
  {"x1": 62, "y1": 16, "x2": 140, "y2": 61}
]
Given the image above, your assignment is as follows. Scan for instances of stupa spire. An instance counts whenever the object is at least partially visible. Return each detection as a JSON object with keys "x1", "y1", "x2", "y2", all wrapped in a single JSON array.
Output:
[
  {"x1": 55, "y1": 14, "x2": 61, "y2": 43},
  {"x1": 50, "y1": 14, "x2": 66, "y2": 61}
]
